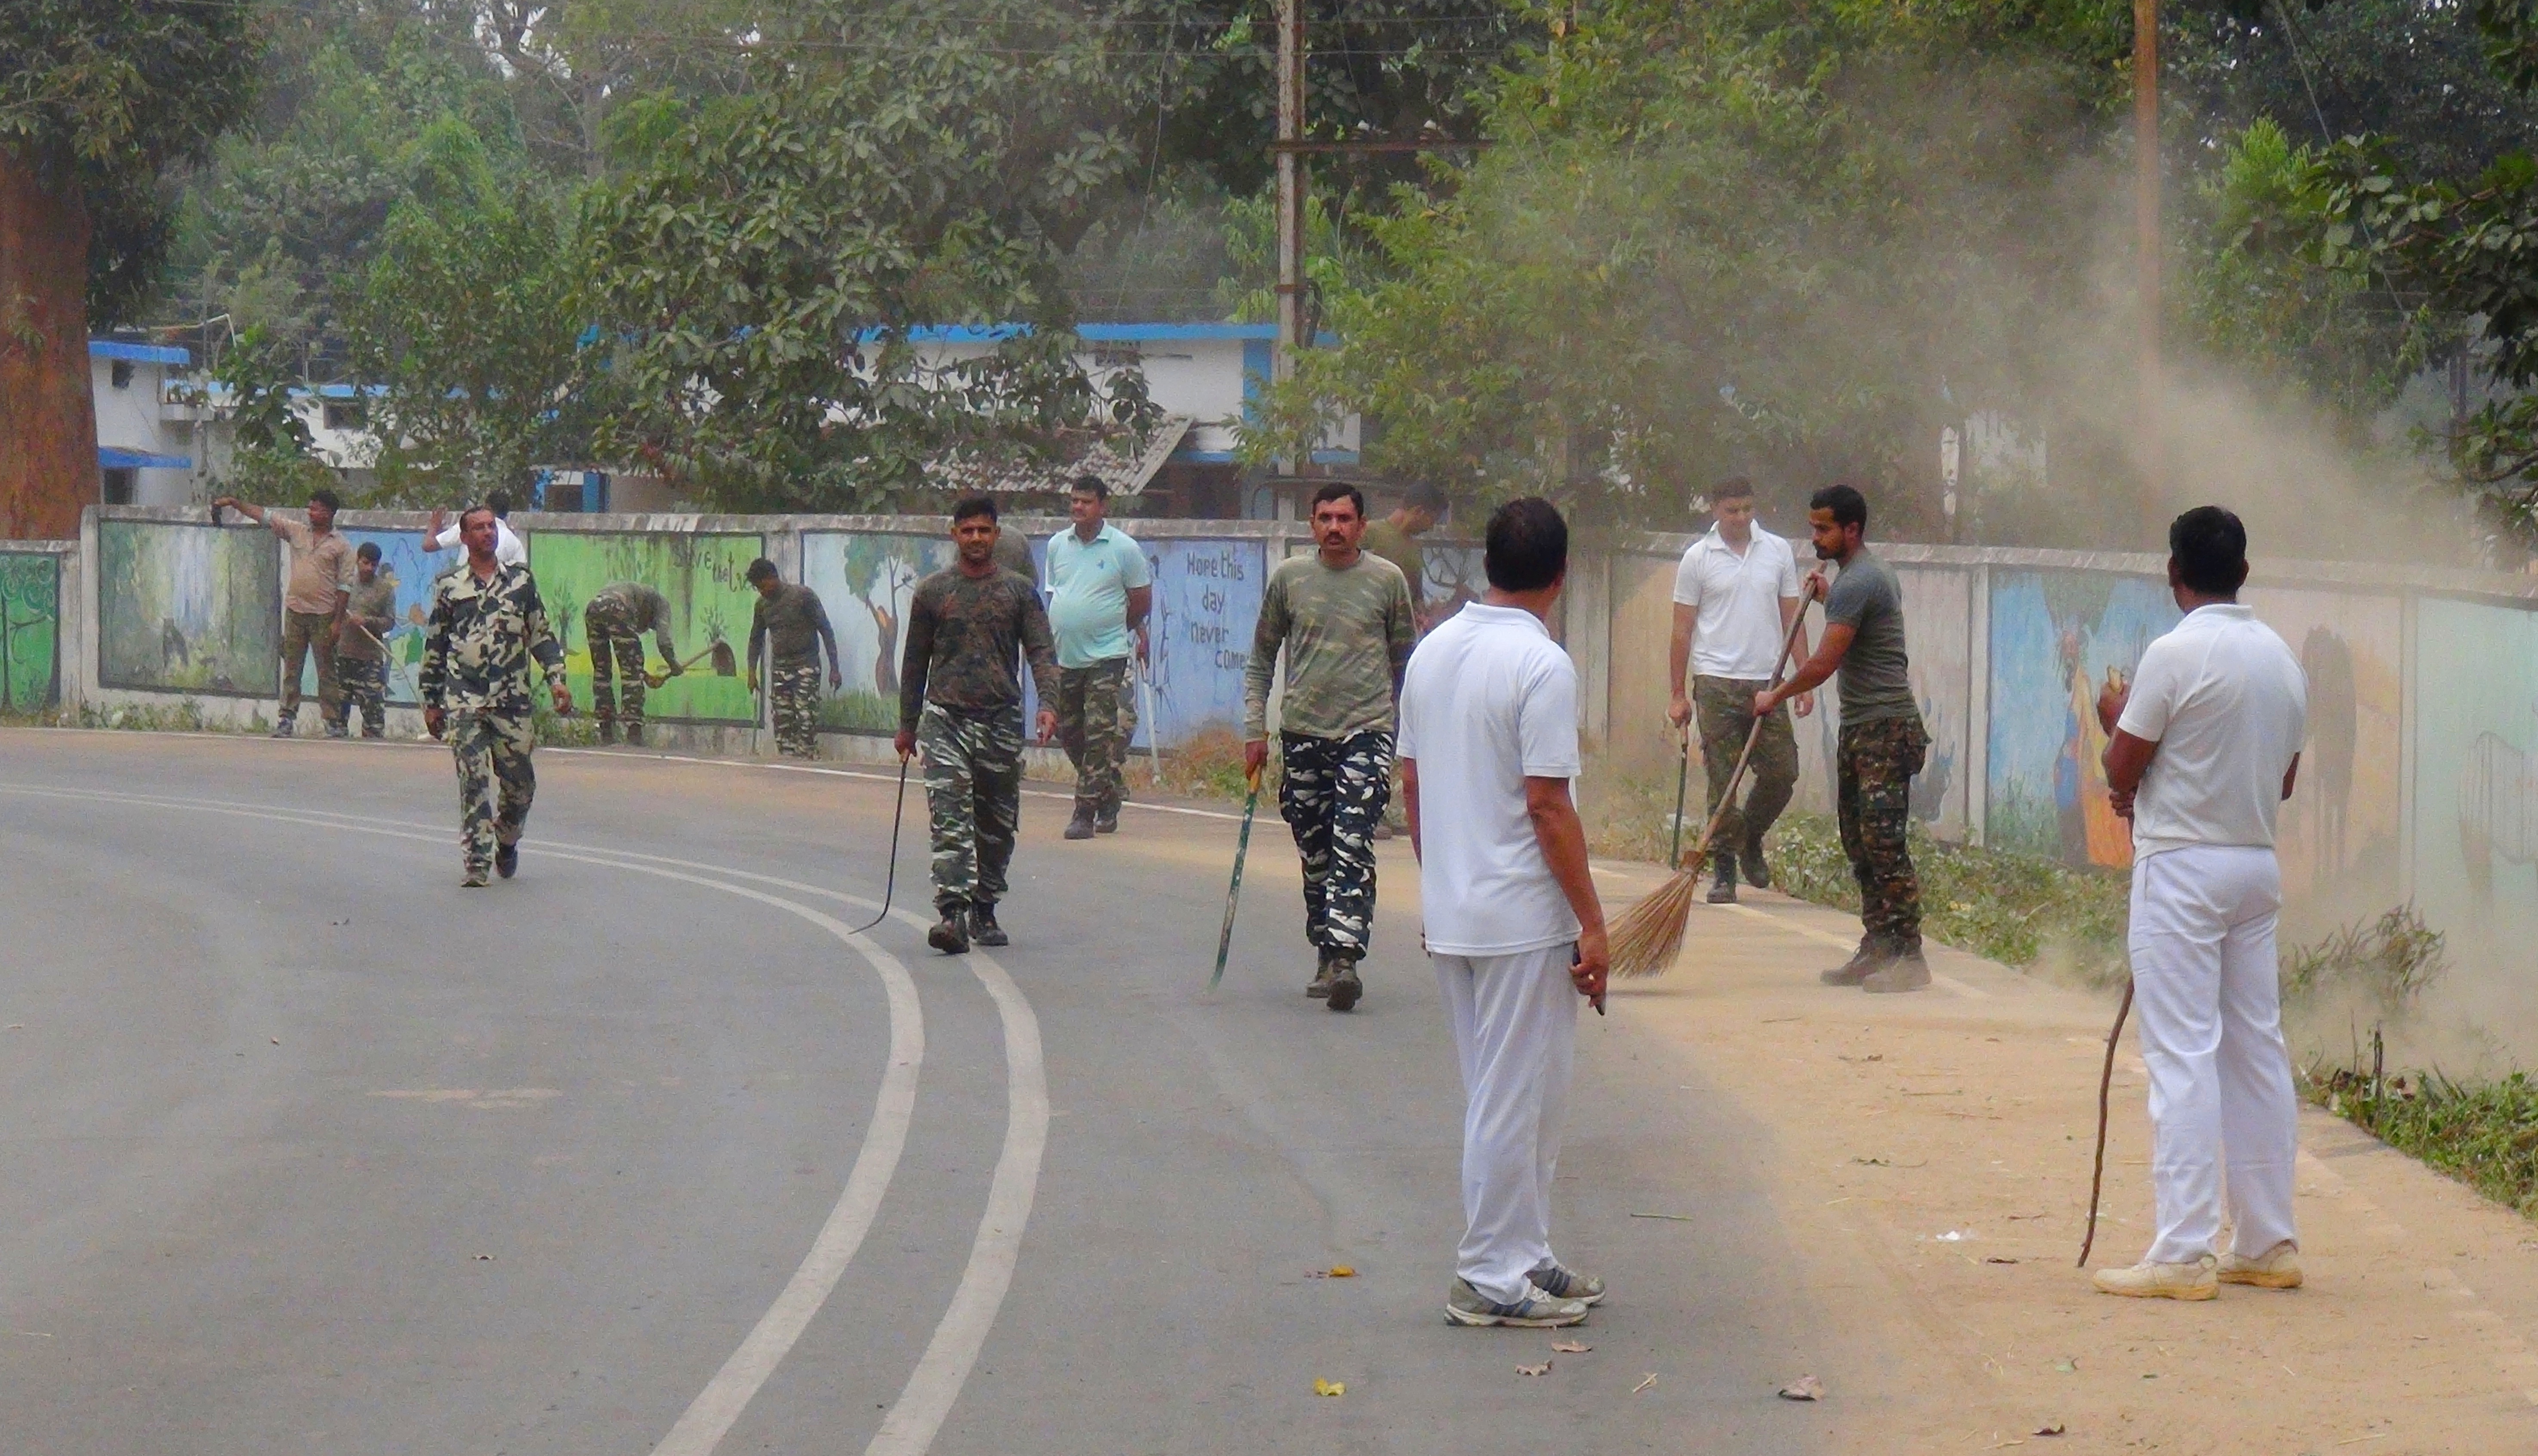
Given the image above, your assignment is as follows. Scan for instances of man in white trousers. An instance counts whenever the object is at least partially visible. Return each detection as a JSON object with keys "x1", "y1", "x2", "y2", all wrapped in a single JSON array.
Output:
[
  {"x1": 2092, "y1": 505, "x2": 2308, "y2": 1301},
  {"x1": 1400, "y1": 497, "x2": 1610, "y2": 1329}
]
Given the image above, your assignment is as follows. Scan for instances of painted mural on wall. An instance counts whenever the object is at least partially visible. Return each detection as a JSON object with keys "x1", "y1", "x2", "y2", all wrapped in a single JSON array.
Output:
[
  {"x1": 1985, "y1": 570, "x2": 2181, "y2": 867},
  {"x1": 800, "y1": 531, "x2": 954, "y2": 733},
  {"x1": 2412, "y1": 596, "x2": 2538, "y2": 975},
  {"x1": 97, "y1": 520, "x2": 280, "y2": 696},
  {"x1": 297, "y1": 529, "x2": 461, "y2": 706},
  {"x1": 0, "y1": 552, "x2": 61, "y2": 712},
  {"x1": 528, "y1": 532, "x2": 765, "y2": 725},
  {"x1": 1129, "y1": 537, "x2": 1268, "y2": 748},
  {"x1": 2244, "y1": 586, "x2": 2404, "y2": 930}
]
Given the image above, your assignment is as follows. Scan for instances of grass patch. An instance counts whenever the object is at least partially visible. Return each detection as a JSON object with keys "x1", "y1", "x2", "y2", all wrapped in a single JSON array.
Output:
[{"x1": 2310, "y1": 1062, "x2": 2538, "y2": 1217}]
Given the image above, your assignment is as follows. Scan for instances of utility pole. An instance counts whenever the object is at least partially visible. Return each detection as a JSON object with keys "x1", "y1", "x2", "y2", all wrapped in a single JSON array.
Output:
[
  {"x1": 2135, "y1": 0, "x2": 2161, "y2": 507},
  {"x1": 1274, "y1": 0, "x2": 1306, "y2": 394}
]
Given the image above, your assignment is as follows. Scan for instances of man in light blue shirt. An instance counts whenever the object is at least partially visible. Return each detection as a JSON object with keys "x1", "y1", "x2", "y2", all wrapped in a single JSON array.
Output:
[{"x1": 1045, "y1": 474, "x2": 1153, "y2": 837}]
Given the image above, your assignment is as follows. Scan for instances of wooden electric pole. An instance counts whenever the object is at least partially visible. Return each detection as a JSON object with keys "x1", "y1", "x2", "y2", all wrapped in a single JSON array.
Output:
[
  {"x1": 1274, "y1": 0, "x2": 1305, "y2": 396},
  {"x1": 2135, "y1": 0, "x2": 2162, "y2": 507}
]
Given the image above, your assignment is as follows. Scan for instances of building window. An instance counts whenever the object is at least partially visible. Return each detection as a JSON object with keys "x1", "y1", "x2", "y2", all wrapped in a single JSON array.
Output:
[
  {"x1": 111, "y1": 361, "x2": 134, "y2": 389},
  {"x1": 322, "y1": 401, "x2": 361, "y2": 432},
  {"x1": 102, "y1": 468, "x2": 136, "y2": 506}
]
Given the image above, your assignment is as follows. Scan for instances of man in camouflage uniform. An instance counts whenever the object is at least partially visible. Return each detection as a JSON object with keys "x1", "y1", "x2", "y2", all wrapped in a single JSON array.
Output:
[
  {"x1": 1756, "y1": 484, "x2": 1931, "y2": 992},
  {"x1": 336, "y1": 542, "x2": 399, "y2": 738},
  {"x1": 421, "y1": 506, "x2": 572, "y2": 887},
  {"x1": 583, "y1": 580, "x2": 680, "y2": 745},
  {"x1": 894, "y1": 495, "x2": 1060, "y2": 955},
  {"x1": 746, "y1": 558, "x2": 841, "y2": 759},
  {"x1": 1243, "y1": 483, "x2": 1418, "y2": 1012}
]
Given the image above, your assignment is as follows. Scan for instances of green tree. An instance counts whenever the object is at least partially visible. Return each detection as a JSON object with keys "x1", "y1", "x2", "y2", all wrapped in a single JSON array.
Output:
[{"x1": 1, "y1": 0, "x2": 262, "y2": 538}]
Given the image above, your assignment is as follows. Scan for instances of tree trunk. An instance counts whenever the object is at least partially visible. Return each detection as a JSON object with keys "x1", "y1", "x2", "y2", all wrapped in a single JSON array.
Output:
[{"x1": 0, "y1": 147, "x2": 98, "y2": 542}]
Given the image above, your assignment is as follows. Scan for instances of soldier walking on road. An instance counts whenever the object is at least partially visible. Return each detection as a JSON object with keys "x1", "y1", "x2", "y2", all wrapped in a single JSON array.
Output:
[
  {"x1": 1754, "y1": 484, "x2": 1932, "y2": 992},
  {"x1": 745, "y1": 559, "x2": 840, "y2": 759},
  {"x1": 337, "y1": 542, "x2": 399, "y2": 738},
  {"x1": 213, "y1": 488, "x2": 354, "y2": 738},
  {"x1": 1047, "y1": 474, "x2": 1153, "y2": 839},
  {"x1": 583, "y1": 581, "x2": 679, "y2": 746},
  {"x1": 1666, "y1": 477, "x2": 1813, "y2": 904},
  {"x1": 419, "y1": 506, "x2": 572, "y2": 888},
  {"x1": 1243, "y1": 482, "x2": 1418, "y2": 1012},
  {"x1": 894, "y1": 496, "x2": 1060, "y2": 956}
]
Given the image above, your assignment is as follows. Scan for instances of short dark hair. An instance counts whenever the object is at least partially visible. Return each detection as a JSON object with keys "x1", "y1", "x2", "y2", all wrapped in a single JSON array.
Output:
[
  {"x1": 952, "y1": 494, "x2": 999, "y2": 524},
  {"x1": 746, "y1": 558, "x2": 780, "y2": 585},
  {"x1": 1712, "y1": 476, "x2": 1756, "y2": 501},
  {"x1": 2169, "y1": 506, "x2": 2249, "y2": 595},
  {"x1": 1810, "y1": 483, "x2": 1867, "y2": 530},
  {"x1": 308, "y1": 487, "x2": 342, "y2": 513},
  {"x1": 1310, "y1": 481, "x2": 1366, "y2": 518},
  {"x1": 356, "y1": 541, "x2": 381, "y2": 564},
  {"x1": 1484, "y1": 497, "x2": 1568, "y2": 593},
  {"x1": 487, "y1": 490, "x2": 512, "y2": 518},
  {"x1": 458, "y1": 504, "x2": 498, "y2": 531},
  {"x1": 1402, "y1": 481, "x2": 1448, "y2": 514},
  {"x1": 1070, "y1": 474, "x2": 1108, "y2": 500}
]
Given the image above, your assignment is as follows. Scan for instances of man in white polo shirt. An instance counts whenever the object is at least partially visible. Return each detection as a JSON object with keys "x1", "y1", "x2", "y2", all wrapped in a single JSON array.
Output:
[
  {"x1": 1045, "y1": 474, "x2": 1152, "y2": 839},
  {"x1": 2091, "y1": 506, "x2": 2308, "y2": 1302},
  {"x1": 1400, "y1": 497, "x2": 1609, "y2": 1330},
  {"x1": 1666, "y1": 477, "x2": 1811, "y2": 904}
]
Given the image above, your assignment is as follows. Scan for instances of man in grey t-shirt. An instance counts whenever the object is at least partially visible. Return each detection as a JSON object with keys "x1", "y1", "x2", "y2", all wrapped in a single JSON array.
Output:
[{"x1": 1755, "y1": 484, "x2": 1931, "y2": 992}]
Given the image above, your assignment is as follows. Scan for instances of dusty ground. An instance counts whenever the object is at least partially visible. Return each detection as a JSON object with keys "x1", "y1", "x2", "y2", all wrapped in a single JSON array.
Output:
[{"x1": 1589, "y1": 858, "x2": 2538, "y2": 1454}]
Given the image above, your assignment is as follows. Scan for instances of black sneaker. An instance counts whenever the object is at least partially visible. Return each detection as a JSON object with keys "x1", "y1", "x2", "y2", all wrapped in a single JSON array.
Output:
[
  {"x1": 1326, "y1": 957, "x2": 1363, "y2": 1012},
  {"x1": 968, "y1": 902, "x2": 1009, "y2": 947},
  {"x1": 1741, "y1": 836, "x2": 1772, "y2": 889},
  {"x1": 1064, "y1": 805, "x2": 1097, "y2": 840},
  {"x1": 927, "y1": 914, "x2": 971, "y2": 955},
  {"x1": 495, "y1": 844, "x2": 518, "y2": 880},
  {"x1": 1094, "y1": 805, "x2": 1119, "y2": 834},
  {"x1": 1705, "y1": 849, "x2": 1739, "y2": 904}
]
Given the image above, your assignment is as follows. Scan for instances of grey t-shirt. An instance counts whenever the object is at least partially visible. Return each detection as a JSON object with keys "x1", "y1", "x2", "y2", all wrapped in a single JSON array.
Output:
[{"x1": 1824, "y1": 548, "x2": 1919, "y2": 724}]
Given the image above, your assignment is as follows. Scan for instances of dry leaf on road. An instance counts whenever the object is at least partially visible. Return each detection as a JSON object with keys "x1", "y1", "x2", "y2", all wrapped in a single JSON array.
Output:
[
  {"x1": 1312, "y1": 1379, "x2": 1345, "y2": 1397},
  {"x1": 1777, "y1": 1375, "x2": 1825, "y2": 1401},
  {"x1": 2035, "y1": 1425, "x2": 2066, "y2": 1437},
  {"x1": 1516, "y1": 1362, "x2": 1551, "y2": 1377},
  {"x1": 1551, "y1": 1341, "x2": 1590, "y2": 1354}
]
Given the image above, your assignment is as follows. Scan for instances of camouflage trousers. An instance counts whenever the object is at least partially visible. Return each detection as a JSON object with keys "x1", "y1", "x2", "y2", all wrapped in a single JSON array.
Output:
[
  {"x1": 1692, "y1": 674, "x2": 1800, "y2": 855},
  {"x1": 1056, "y1": 658, "x2": 1128, "y2": 812},
  {"x1": 919, "y1": 703, "x2": 1023, "y2": 916},
  {"x1": 1277, "y1": 730, "x2": 1394, "y2": 958},
  {"x1": 1837, "y1": 715, "x2": 1929, "y2": 953},
  {"x1": 279, "y1": 610, "x2": 342, "y2": 725},
  {"x1": 769, "y1": 656, "x2": 821, "y2": 758},
  {"x1": 339, "y1": 655, "x2": 388, "y2": 738},
  {"x1": 583, "y1": 609, "x2": 648, "y2": 730},
  {"x1": 449, "y1": 708, "x2": 536, "y2": 880}
]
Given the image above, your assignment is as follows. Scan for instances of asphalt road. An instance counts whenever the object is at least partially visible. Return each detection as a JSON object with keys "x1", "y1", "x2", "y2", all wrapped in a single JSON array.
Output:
[{"x1": 0, "y1": 728, "x2": 1832, "y2": 1455}]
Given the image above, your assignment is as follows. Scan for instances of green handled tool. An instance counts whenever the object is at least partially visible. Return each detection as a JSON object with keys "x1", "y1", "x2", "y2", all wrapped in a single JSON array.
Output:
[{"x1": 1210, "y1": 765, "x2": 1265, "y2": 990}]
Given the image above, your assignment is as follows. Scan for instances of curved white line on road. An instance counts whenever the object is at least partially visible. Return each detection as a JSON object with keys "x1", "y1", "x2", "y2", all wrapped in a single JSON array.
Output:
[{"x1": 0, "y1": 782, "x2": 934, "y2": 1454}]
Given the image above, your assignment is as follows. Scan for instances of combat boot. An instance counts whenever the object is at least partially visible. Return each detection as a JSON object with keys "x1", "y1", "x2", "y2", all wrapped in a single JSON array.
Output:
[
  {"x1": 1064, "y1": 804, "x2": 1097, "y2": 840},
  {"x1": 1326, "y1": 956, "x2": 1363, "y2": 1012},
  {"x1": 968, "y1": 902, "x2": 1009, "y2": 947},
  {"x1": 624, "y1": 723, "x2": 645, "y2": 747},
  {"x1": 1094, "y1": 803, "x2": 1119, "y2": 834},
  {"x1": 1862, "y1": 946, "x2": 1931, "y2": 993},
  {"x1": 1706, "y1": 848, "x2": 1739, "y2": 904},
  {"x1": 1307, "y1": 950, "x2": 1337, "y2": 999},
  {"x1": 1820, "y1": 937, "x2": 1887, "y2": 986},
  {"x1": 927, "y1": 910, "x2": 971, "y2": 955},
  {"x1": 596, "y1": 718, "x2": 618, "y2": 746},
  {"x1": 1741, "y1": 831, "x2": 1773, "y2": 888}
]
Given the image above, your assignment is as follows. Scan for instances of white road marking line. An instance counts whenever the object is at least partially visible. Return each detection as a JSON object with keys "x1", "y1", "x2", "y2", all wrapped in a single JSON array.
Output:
[{"x1": 0, "y1": 782, "x2": 944, "y2": 1453}]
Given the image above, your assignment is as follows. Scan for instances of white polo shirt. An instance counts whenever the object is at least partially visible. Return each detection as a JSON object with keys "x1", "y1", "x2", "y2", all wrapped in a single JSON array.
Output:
[
  {"x1": 1397, "y1": 602, "x2": 1583, "y2": 956},
  {"x1": 2116, "y1": 602, "x2": 2308, "y2": 861},
  {"x1": 1671, "y1": 525, "x2": 1801, "y2": 679},
  {"x1": 426, "y1": 516, "x2": 527, "y2": 566}
]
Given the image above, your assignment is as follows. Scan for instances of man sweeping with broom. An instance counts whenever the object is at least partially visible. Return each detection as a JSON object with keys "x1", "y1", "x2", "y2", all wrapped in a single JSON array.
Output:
[{"x1": 2088, "y1": 506, "x2": 2307, "y2": 1301}]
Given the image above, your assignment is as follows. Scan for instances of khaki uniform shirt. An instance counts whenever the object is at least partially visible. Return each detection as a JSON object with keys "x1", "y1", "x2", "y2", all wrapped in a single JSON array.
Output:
[{"x1": 275, "y1": 518, "x2": 355, "y2": 616}]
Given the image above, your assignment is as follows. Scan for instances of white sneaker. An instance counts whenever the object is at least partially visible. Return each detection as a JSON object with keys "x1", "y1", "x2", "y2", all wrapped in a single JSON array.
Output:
[
  {"x1": 2091, "y1": 1255, "x2": 2218, "y2": 1300},
  {"x1": 1444, "y1": 1277, "x2": 1589, "y2": 1327},
  {"x1": 2218, "y1": 1241, "x2": 2303, "y2": 1289}
]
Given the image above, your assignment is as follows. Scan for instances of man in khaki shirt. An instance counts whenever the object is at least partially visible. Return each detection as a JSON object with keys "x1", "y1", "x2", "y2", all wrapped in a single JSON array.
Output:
[{"x1": 213, "y1": 487, "x2": 355, "y2": 737}]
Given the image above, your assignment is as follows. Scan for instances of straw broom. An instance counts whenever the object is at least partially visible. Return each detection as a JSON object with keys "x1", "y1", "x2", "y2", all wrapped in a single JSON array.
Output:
[{"x1": 1609, "y1": 598, "x2": 1814, "y2": 979}]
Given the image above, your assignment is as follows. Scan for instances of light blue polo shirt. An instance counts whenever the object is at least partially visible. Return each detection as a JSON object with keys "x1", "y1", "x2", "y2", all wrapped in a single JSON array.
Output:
[{"x1": 1044, "y1": 523, "x2": 1153, "y2": 669}]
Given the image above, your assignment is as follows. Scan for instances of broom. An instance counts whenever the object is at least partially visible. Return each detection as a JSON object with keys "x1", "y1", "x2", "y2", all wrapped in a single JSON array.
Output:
[
  {"x1": 645, "y1": 639, "x2": 740, "y2": 689},
  {"x1": 1608, "y1": 598, "x2": 1814, "y2": 980}
]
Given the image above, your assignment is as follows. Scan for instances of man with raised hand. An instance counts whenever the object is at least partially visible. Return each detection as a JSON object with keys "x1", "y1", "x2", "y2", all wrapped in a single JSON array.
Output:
[
  {"x1": 1754, "y1": 483, "x2": 1931, "y2": 992},
  {"x1": 895, "y1": 496, "x2": 1061, "y2": 956},
  {"x1": 2091, "y1": 506, "x2": 2308, "y2": 1302},
  {"x1": 419, "y1": 506, "x2": 571, "y2": 888},
  {"x1": 423, "y1": 491, "x2": 526, "y2": 566},
  {"x1": 1243, "y1": 482, "x2": 1417, "y2": 1013},
  {"x1": 1401, "y1": 496, "x2": 1607, "y2": 1330},
  {"x1": 1665, "y1": 476, "x2": 1812, "y2": 904},
  {"x1": 1045, "y1": 474, "x2": 1152, "y2": 839},
  {"x1": 213, "y1": 486, "x2": 354, "y2": 738}
]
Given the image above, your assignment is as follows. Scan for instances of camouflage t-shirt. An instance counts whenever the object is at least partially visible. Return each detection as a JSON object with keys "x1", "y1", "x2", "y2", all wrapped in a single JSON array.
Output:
[
  {"x1": 337, "y1": 575, "x2": 399, "y2": 662},
  {"x1": 589, "y1": 581, "x2": 672, "y2": 631},
  {"x1": 1243, "y1": 550, "x2": 1416, "y2": 740},
  {"x1": 749, "y1": 583, "x2": 836, "y2": 668},
  {"x1": 899, "y1": 566, "x2": 1060, "y2": 731},
  {"x1": 420, "y1": 561, "x2": 566, "y2": 713}
]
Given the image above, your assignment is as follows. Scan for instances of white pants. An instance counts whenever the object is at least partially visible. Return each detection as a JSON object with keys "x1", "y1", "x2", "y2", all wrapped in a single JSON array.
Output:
[
  {"x1": 1434, "y1": 943, "x2": 1578, "y2": 1304},
  {"x1": 2129, "y1": 844, "x2": 2300, "y2": 1265}
]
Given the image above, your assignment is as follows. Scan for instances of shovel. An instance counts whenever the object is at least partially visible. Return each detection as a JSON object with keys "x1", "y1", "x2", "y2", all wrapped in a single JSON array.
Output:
[{"x1": 645, "y1": 639, "x2": 738, "y2": 690}]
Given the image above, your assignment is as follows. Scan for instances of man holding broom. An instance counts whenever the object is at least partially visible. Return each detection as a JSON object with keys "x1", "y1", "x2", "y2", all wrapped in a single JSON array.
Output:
[
  {"x1": 1666, "y1": 477, "x2": 1812, "y2": 904},
  {"x1": 1753, "y1": 484, "x2": 1931, "y2": 993},
  {"x1": 2089, "y1": 506, "x2": 2307, "y2": 1301},
  {"x1": 1243, "y1": 482, "x2": 1419, "y2": 1013},
  {"x1": 1400, "y1": 496, "x2": 1606, "y2": 1329}
]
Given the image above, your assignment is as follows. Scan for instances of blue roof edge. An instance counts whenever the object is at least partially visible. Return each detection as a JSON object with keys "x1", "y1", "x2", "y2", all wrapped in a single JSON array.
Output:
[{"x1": 90, "y1": 339, "x2": 191, "y2": 366}]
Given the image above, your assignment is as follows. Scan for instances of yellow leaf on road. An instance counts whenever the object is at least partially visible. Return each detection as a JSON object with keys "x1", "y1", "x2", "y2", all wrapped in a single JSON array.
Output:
[{"x1": 1313, "y1": 1379, "x2": 1345, "y2": 1397}]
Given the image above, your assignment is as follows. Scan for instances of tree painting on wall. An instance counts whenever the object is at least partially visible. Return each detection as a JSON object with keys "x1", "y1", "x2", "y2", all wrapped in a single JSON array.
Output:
[{"x1": 0, "y1": 553, "x2": 61, "y2": 712}]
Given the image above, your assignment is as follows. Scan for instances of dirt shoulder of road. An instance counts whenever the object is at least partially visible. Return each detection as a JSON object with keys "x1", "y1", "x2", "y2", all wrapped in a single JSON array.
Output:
[{"x1": 1588, "y1": 860, "x2": 2538, "y2": 1455}]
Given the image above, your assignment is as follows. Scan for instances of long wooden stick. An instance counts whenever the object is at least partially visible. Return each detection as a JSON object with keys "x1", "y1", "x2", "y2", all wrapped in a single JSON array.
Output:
[
  {"x1": 2079, "y1": 980, "x2": 2136, "y2": 1268},
  {"x1": 1209, "y1": 767, "x2": 1264, "y2": 990},
  {"x1": 1676, "y1": 600, "x2": 1812, "y2": 873}
]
